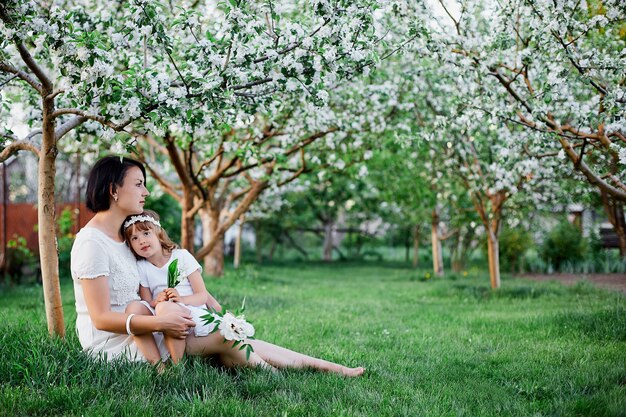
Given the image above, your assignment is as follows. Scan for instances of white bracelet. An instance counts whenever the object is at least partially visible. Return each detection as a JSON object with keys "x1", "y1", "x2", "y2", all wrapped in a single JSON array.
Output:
[{"x1": 126, "y1": 313, "x2": 136, "y2": 335}]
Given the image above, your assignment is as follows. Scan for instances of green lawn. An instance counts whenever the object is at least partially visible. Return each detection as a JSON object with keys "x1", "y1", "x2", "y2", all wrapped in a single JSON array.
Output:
[{"x1": 1, "y1": 262, "x2": 625, "y2": 416}]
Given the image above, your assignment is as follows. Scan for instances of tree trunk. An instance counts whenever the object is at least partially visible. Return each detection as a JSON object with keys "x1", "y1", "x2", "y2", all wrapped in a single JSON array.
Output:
[
  {"x1": 412, "y1": 224, "x2": 420, "y2": 268},
  {"x1": 322, "y1": 220, "x2": 334, "y2": 262},
  {"x1": 74, "y1": 153, "x2": 81, "y2": 235},
  {"x1": 618, "y1": 225, "x2": 626, "y2": 258},
  {"x1": 234, "y1": 215, "x2": 244, "y2": 269},
  {"x1": 451, "y1": 247, "x2": 462, "y2": 273},
  {"x1": 194, "y1": 180, "x2": 268, "y2": 260},
  {"x1": 41, "y1": 95, "x2": 64, "y2": 337},
  {"x1": 405, "y1": 227, "x2": 410, "y2": 263},
  {"x1": 0, "y1": 162, "x2": 6, "y2": 272},
  {"x1": 200, "y1": 208, "x2": 224, "y2": 277},
  {"x1": 486, "y1": 231, "x2": 501, "y2": 289},
  {"x1": 600, "y1": 191, "x2": 626, "y2": 257},
  {"x1": 431, "y1": 210, "x2": 443, "y2": 276},
  {"x1": 268, "y1": 239, "x2": 277, "y2": 262},
  {"x1": 451, "y1": 234, "x2": 463, "y2": 272},
  {"x1": 255, "y1": 221, "x2": 263, "y2": 263},
  {"x1": 284, "y1": 230, "x2": 309, "y2": 258},
  {"x1": 180, "y1": 191, "x2": 195, "y2": 254}
]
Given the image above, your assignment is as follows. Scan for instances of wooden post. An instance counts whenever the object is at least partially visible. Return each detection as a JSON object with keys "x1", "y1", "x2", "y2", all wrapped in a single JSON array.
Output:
[
  {"x1": 486, "y1": 230, "x2": 501, "y2": 289},
  {"x1": 431, "y1": 210, "x2": 443, "y2": 276}
]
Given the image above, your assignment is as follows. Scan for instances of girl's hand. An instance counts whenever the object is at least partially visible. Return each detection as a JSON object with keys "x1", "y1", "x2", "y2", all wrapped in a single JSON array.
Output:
[
  {"x1": 154, "y1": 291, "x2": 169, "y2": 304},
  {"x1": 165, "y1": 288, "x2": 181, "y2": 302}
]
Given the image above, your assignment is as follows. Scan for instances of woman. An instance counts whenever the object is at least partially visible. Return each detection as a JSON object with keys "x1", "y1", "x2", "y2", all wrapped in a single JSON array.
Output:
[{"x1": 71, "y1": 155, "x2": 364, "y2": 376}]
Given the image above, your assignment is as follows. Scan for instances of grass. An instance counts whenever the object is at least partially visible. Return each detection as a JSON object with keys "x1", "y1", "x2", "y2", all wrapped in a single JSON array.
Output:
[{"x1": 0, "y1": 261, "x2": 625, "y2": 416}]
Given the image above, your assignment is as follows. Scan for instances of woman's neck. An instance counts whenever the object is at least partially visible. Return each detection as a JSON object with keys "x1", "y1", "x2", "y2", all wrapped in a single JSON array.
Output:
[{"x1": 86, "y1": 210, "x2": 127, "y2": 242}]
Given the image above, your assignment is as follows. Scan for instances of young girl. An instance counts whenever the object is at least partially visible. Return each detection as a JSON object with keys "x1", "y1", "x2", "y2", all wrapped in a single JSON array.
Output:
[
  {"x1": 123, "y1": 209, "x2": 364, "y2": 376},
  {"x1": 123, "y1": 210, "x2": 224, "y2": 365}
]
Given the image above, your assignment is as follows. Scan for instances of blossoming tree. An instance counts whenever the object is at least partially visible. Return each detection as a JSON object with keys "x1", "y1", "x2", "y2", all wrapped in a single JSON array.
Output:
[
  {"x1": 436, "y1": 0, "x2": 626, "y2": 254},
  {"x1": 0, "y1": 0, "x2": 420, "y2": 333},
  {"x1": 129, "y1": 16, "x2": 419, "y2": 275}
]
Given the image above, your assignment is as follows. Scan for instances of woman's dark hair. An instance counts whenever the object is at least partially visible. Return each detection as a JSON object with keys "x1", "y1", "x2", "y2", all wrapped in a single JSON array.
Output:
[{"x1": 86, "y1": 155, "x2": 147, "y2": 213}]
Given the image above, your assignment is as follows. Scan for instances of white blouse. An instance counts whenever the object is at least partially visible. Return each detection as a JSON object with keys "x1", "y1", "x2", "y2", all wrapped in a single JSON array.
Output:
[{"x1": 137, "y1": 248, "x2": 202, "y2": 299}]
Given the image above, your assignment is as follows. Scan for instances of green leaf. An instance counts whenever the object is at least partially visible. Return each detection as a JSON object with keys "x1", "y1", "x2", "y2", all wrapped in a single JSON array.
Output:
[
  {"x1": 167, "y1": 258, "x2": 180, "y2": 288},
  {"x1": 543, "y1": 92, "x2": 552, "y2": 104}
]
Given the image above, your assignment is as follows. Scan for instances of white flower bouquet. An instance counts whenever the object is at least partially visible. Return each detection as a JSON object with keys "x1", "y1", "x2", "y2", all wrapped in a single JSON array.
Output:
[{"x1": 202, "y1": 299, "x2": 255, "y2": 360}]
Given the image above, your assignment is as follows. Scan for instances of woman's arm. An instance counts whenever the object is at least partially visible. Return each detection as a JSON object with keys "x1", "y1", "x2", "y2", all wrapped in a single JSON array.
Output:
[
  {"x1": 81, "y1": 276, "x2": 195, "y2": 338},
  {"x1": 167, "y1": 270, "x2": 221, "y2": 311}
]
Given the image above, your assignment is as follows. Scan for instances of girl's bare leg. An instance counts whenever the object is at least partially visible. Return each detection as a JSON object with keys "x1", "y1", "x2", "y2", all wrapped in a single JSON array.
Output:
[
  {"x1": 155, "y1": 301, "x2": 187, "y2": 364},
  {"x1": 249, "y1": 340, "x2": 365, "y2": 377},
  {"x1": 125, "y1": 301, "x2": 162, "y2": 365},
  {"x1": 185, "y1": 332, "x2": 274, "y2": 370}
]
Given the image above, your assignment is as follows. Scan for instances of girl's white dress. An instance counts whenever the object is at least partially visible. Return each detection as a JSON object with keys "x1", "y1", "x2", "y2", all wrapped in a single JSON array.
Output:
[
  {"x1": 71, "y1": 227, "x2": 168, "y2": 362},
  {"x1": 137, "y1": 249, "x2": 216, "y2": 337}
]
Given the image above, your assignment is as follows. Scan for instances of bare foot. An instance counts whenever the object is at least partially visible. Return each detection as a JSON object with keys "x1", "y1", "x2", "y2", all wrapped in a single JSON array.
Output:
[{"x1": 341, "y1": 366, "x2": 366, "y2": 377}]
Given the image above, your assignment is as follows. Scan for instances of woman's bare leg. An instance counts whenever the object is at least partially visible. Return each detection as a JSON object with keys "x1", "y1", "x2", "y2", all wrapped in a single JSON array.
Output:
[
  {"x1": 249, "y1": 340, "x2": 365, "y2": 377},
  {"x1": 155, "y1": 301, "x2": 187, "y2": 364},
  {"x1": 185, "y1": 332, "x2": 273, "y2": 370},
  {"x1": 125, "y1": 301, "x2": 162, "y2": 365}
]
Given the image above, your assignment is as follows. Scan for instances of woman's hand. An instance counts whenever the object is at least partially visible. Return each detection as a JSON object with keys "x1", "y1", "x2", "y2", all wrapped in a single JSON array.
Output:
[
  {"x1": 165, "y1": 288, "x2": 181, "y2": 303},
  {"x1": 157, "y1": 306, "x2": 196, "y2": 339}
]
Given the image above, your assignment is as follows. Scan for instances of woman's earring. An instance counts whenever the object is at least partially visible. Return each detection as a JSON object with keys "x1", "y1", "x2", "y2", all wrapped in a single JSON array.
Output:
[{"x1": 114, "y1": 195, "x2": 118, "y2": 202}]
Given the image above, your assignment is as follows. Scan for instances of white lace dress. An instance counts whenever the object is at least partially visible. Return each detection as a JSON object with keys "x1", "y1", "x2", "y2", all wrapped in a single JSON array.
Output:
[{"x1": 71, "y1": 227, "x2": 167, "y2": 362}]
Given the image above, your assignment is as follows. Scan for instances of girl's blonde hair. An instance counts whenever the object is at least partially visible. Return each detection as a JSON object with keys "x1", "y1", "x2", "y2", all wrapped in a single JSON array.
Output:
[{"x1": 123, "y1": 209, "x2": 179, "y2": 259}]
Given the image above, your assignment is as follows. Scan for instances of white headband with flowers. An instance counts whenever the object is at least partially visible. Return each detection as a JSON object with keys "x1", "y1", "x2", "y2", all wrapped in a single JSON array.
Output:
[{"x1": 123, "y1": 215, "x2": 161, "y2": 230}]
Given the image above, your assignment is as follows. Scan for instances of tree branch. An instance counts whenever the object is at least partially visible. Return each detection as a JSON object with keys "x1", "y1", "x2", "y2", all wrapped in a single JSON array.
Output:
[
  {"x1": 0, "y1": 140, "x2": 40, "y2": 161},
  {"x1": 54, "y1": 116, "x2": 87, "y2": 139},
  {"x1": 0, "y1": 62, "x2": 43, "y2": 94},
  {"x1": 195, "y1": 177, "x2": 270, "y2": 259},
  {"x1": 51, "y1": 103, "x2": 159, "y2": 131},
  {"x1": 13, "y1": 41, "x2": 52, "y2": 91},
  {"x1": 285, "y1": 128, "x2": 338, "y2": 156}
]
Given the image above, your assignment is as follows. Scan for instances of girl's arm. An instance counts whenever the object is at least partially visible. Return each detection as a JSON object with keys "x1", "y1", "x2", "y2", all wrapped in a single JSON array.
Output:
[
  {"x1": 140, "y1": 285, "x2": 167, "y2": 308},
  {"x1": 205, "y1": 291, "x2": 222, "y2": 312},
  {"x1": 81, "y1": 276, "x2": 194, "y2": 338},
  {"x1": 139, "y1": 285, "x2": 153, "y2": 303},
  {"x1": 166, "y1": 269, "x2": 221, "y2": 310}
]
